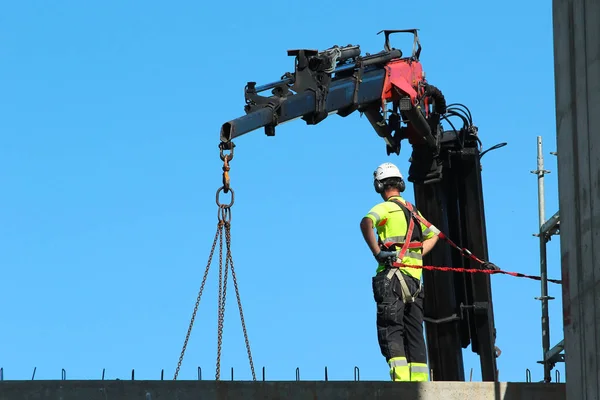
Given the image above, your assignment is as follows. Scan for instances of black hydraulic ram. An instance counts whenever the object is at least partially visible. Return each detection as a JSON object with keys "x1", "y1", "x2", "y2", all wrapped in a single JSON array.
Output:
[
  {"x1": 413, "y1": 121, "x2": 500, "y2": 382},
  {"x1": 219, "y1": 48, "x2": 402, "y2": 143}
]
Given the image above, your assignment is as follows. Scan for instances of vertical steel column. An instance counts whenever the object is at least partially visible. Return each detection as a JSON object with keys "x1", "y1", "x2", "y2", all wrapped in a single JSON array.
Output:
[{"x1": 531, "y1": 136, "x2": 552, "y2": 382}]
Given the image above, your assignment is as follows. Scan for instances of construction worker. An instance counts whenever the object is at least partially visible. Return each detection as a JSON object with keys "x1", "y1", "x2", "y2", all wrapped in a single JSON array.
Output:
[{"x1": 360, "y1": 162, "x2": 439, "y2": 382}]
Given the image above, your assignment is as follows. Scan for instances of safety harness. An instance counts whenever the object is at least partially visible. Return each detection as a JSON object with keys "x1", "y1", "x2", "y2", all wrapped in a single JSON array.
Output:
[{"x1": 381, "y1": 198, "x2": 433, "y2": 304}]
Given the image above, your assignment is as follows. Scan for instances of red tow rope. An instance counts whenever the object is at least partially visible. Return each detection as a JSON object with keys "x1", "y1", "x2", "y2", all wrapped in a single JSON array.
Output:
[{"x1": 388, "y1": 200, "x2": 562, "y2": 285}]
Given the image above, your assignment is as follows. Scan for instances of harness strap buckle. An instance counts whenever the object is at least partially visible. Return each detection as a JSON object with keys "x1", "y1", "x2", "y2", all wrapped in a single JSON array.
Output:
[{"x1": 385, "y1": 268, "x2": 421, "y2": 304}]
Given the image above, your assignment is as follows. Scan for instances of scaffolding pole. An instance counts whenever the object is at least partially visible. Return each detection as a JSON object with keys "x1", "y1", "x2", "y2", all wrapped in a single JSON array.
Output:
[{"x1": 531, "y1": 136, "x2": 562, "y2": 383}]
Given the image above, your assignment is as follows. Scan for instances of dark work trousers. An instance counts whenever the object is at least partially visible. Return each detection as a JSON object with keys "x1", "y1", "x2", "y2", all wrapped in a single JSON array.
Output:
[{"x1": 372, "y1": 268, "x2": 427, "y2": 364}]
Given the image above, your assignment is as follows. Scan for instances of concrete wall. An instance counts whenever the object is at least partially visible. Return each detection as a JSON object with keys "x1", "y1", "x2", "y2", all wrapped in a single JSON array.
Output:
[
  {"x1": 552, "y1": 0, "x2": 600, "y2": 399},
  {"x1": 0, "y1": 381, "x2": 565, "y2": 400}
]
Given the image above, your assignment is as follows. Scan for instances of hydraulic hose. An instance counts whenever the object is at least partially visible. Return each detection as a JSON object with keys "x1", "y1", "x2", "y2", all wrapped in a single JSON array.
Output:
[
  {"x1": 425, "y1": 84, "x2": 447, "y2": 114},
  {"x1": 403, "y1": 84, "x2": 447, "y2": 150}
]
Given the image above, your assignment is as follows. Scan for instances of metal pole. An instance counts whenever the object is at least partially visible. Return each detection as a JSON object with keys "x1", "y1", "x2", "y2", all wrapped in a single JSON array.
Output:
[
  {"x1": 531, "y1": 135, "x2": 551, "y2": 382},
  {"x1": 539, "y1": 222, "x2": 551, "y2": 383},
  {"x1": 536, "y1": 136, "x2": 546, "y2": 226}
]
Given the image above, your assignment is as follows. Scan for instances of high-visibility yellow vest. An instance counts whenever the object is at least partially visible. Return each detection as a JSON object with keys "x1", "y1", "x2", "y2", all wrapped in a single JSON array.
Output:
[{"x1": 364, "y1": 196, "x2": 436, "y2": 279}]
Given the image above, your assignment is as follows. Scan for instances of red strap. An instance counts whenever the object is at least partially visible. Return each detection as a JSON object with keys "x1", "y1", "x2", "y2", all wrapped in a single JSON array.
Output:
[
  {"x1": 403, "y1": 201, "x2": 429, "y2": 228},
  {"x1": 402, "y1": 200, "x2": 488, "y2": 265},
  {"x1": 381, "y1": 200, "x2": 423, "y2": 260},
  {"x1": 383, "y1": 241, "x2": 422, "y2": 250},
  {"x1": 397, "y1": 211, "x2": 415, "y2": 261}
]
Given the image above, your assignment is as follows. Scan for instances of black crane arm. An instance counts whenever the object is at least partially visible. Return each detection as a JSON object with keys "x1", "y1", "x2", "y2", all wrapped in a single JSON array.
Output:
[
  {"x1": 219, "y1": 47, "x2": 401, "y2": 143},
  {"x1": 219, "y1": 31, "x2": 449, "y2": 187}
]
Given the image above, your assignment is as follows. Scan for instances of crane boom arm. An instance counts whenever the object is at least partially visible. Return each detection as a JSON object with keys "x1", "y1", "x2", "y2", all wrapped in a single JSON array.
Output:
[
  {"x1": 220, "y1": 66, "x2": 387, "y2": 142},
  {"x1": 219, "y1": 30, "x2": 446, "y2": 182}
]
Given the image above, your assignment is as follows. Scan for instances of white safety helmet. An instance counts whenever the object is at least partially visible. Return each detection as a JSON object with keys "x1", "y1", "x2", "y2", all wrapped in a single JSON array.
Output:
[
  {"x1": 374, "y1": 162, "x2": 403, "y2": 181},
  {"x1": 373, "y1": 162, "x2": 405, "y2": 194}
]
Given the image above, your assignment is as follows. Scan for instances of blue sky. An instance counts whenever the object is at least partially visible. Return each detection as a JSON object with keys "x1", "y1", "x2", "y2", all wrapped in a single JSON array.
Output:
[{"x1": 0, "y1": 0, "x2": 564, "y2": 383}]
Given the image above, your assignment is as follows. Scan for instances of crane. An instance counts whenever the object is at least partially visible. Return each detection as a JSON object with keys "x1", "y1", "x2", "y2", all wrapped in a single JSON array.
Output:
[{"x1": 211, "y1": 29, "x2": 504, "y2": 382}]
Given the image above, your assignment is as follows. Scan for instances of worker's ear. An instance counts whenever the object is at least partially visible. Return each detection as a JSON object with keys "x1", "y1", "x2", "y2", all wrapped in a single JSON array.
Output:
[
  {"x1": 399, "y1": 178, "x2": 406, "y2": 192},
  {"x1": 374, "y1": 179, "x2": 384, "y2": 194}
]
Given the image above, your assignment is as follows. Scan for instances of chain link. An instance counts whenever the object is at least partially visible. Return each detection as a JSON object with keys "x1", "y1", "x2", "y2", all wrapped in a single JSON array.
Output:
[
  {"x1": 215, "y1": 220, "x2": 225, "y2": 380},
  {"x1": 173, "y1": 223, "x2": 222, "y2": 380},
  {"x1": 224, "y1": 221, "x2": 256, "y2": 380},
  {"x1": 174, "y1": 141, "x2": 255, "y2": 381}
]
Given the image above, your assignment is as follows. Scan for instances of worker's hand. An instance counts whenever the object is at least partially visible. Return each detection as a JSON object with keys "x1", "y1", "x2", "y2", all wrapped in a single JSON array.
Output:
[{"x1": 374, "y1": 250, "x2": 398, "y2": 264}]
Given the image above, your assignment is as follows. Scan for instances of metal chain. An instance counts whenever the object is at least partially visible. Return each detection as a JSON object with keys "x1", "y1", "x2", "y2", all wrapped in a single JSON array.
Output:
[
  {"x1": 224, "y1": 221, "x2": 256, "y2": 381},
  {"x1": 215, "y1": 143, "x2": 233, "y2": 380},
  {"x1": 215, "y1": 218, "x2": 225, "y2": 380},
  {"x1": 215, "y1": 208, "x2": 232, "y2": 380},
  {"x1": 174, "y1": 141, "x2": 255, "y2": 381},
  {"x1": 216, "y1": 255, "x2": 230, "y2": 379},
  {"x1": 173, "y1": 222, "x2": 222, "y2": 380}
]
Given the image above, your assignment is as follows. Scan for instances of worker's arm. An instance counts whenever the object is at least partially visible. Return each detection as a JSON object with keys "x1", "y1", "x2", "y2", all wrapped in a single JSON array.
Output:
[
  {"x1": 417, "y1": 210, "x2": 440, "y2": 256},
  {"x1": 421, "y1": 234, "x2": 439, "y2": 256},
  {"x1": 360, "y1": 217, "x2": 381, "y2": 256}
]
